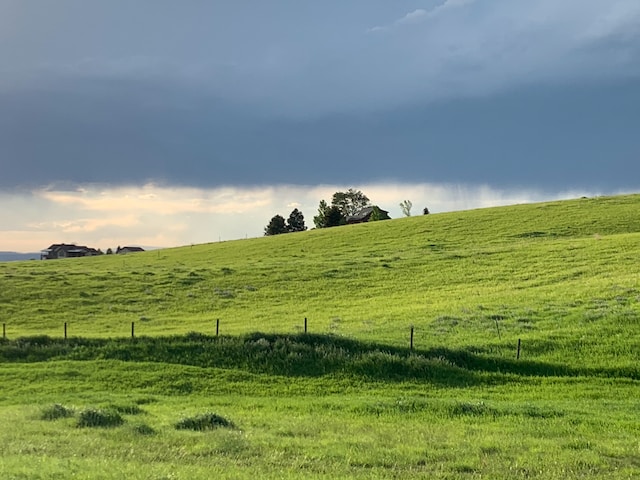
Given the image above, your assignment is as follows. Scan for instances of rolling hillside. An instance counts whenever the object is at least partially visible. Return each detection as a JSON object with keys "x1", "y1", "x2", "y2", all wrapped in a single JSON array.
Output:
[
  {"x1": 1, "y1": 194, "x2": 639, "y2": 479},
  {"x1": 2, "y1": 195, "x2": 639, "y2": 357}
]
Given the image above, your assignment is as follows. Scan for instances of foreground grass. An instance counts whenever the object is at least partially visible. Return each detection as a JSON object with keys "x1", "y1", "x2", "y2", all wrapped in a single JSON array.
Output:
[
  {"x1": 1, "y1": 333, "x2": 639, "y2": 479},
  {"x1": 1, "y1": 358, "x2": 639, "y2": 479},
  {"x1": 1, "y1": 194, "x2": 639, "y2": 478}
]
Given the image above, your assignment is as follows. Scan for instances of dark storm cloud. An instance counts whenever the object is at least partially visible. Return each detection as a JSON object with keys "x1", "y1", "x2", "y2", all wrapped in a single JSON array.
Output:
[
  {"x1": 1, "y1": 1, "x2": 640, "y2": 190},
  {"x1": 1, "y1": 76, "x2": 639, "y2": 190}
]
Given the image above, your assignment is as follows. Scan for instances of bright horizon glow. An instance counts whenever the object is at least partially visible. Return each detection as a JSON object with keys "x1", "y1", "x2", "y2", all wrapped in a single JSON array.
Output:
[{"x1": 0, "y1": 182, "x2": 622, "y2": 253}]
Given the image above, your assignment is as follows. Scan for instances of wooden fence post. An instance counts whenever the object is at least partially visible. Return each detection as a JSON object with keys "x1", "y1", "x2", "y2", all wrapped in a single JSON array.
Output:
[
  {"x1": 410, "y1": 325, "x2": 414, "y2": 352},
  {"x1": 517, "y1": 338, "x2": 521, "y2": 360},
  {"x1": 494, "y1": 318, "x2": 502, "y2": 340},
  {"x1": 131, "y1": 322, "x2": 135, "y2": 339},
  {"x1": 216, "y1": 319, "x2": 220, "y2": 337},
  {"x1": 64, "y1": 322, "x2": 67, "y2": 340},
  {"x1": 304, "y1": 317, "x2": 307, "y2": 333}
]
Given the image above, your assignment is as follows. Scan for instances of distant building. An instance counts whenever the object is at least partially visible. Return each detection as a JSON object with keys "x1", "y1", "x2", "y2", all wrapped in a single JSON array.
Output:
[
  {"x1": 116, "y1": 246, "x2": 145, "y2": 254},
  {"x1": 40, "y1": 244, "x2": 100, "y2": 260},
  {"x1": 345, "y1": 206, "x2": 390, "y2": 224}
]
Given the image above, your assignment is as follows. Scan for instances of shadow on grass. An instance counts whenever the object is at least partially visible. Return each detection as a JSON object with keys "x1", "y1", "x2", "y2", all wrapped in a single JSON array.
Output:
[{"x1": 0, "y1": 333, "x2": 637, "y2": 386}]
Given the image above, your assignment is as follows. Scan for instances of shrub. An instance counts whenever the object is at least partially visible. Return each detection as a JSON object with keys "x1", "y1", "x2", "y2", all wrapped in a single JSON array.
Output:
[
  {"x1": 175, "y1": 412, "x2": 234, "y2": 431},
  {"x1": 132, "y1": 423, "x2": 156, "y2": 435},
  {"x1": 77, "y1": 408, "x2": 124, "y2": 428},
  {"x1": 41, "y1": 403, "x2": 74, "y2": 420},
  {"x1": 264, "y1": 214, "x2": 288, "y2": 236}
]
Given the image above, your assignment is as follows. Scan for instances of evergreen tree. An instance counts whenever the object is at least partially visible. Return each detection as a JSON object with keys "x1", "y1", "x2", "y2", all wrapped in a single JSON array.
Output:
[
  {"x1": 286, "y1": 208, "x2": 307, "y2": 232},
  {"x1": 313, "y1": 200, "x2": 330, "y2": 228},
  {"x1": 314, "y1": 200, "x2": 345, "y2": 228},
  {"x1": 264, "y1": 215, "x2": 288, "y2": 236},
  {"x1": 325, "y1": 205, "x2": 345, "y2": 227}
]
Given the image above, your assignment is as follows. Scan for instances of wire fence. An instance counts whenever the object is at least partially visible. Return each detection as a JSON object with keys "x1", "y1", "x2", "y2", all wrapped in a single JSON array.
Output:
[{"x1": 1, "y1": 320, "x2": 524, "y2": 359}]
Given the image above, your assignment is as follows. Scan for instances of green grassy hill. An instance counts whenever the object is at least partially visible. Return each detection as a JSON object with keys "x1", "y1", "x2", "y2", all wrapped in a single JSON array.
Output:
[
  {"x1": 2, "y1": 194, "x2": 639, "y2": 365},
  {"x1": 1, "y1": 194, "x2": 639, "y2": 479}
]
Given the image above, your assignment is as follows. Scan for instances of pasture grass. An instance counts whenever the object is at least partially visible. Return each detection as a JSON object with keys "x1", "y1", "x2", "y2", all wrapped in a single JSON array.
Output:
[
  {"x1": 1, "y1": 359, "x2": 638, "y2": 479},
  {"x1": 1, "y1": 194, "x2": 639, "y2": 478}
]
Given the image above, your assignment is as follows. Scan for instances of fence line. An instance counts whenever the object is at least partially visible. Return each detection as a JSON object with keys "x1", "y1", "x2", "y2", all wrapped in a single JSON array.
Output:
[{"x1": 0, "y1": 320, "x2": 524, "y2": 358}]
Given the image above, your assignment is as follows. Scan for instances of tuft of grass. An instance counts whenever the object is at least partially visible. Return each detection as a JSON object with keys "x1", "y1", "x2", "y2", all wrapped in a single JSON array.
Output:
[
  {"x1": 520, "y1": 404, "x2": 565, "y2": 419},
  {"x1": 110, "y1": 404, "x2": 144, "y2": 415},
  {"x1": 40, "y1": 403, "x2": 74, "y2": 420},
  {"x1": 175, "y1": 412, "x2": 234, "y2": 431},
  {"x1": 131, "y1": 423, "x2": 156, "y2": 435},
  {"x1": 356, "y1": 397, "x2": 433, "y2": 416},
  {"x1": 448, "y1": 401, "x2": 498, "y2": 417},
  {"x1": 76, "y1": 408, "x2": 124, "y2": 428}
]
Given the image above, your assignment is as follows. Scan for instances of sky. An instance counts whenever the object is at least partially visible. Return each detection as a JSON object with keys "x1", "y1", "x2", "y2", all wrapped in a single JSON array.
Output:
[{"x1": 1, "y1": 0, "x2": 639, "y2": 252}]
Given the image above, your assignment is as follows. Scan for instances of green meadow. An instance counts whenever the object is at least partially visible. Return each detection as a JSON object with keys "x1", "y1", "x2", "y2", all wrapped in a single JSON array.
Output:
[{"x1": 1, "y1": 194, "x2": 639, "y2": 479}]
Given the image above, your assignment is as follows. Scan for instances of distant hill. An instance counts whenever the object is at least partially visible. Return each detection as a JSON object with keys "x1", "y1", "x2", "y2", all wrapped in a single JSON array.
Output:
[
  {"x1": 3, "y1": 193, "x2": 640, "y2": 342},
  {"x1": 0, "y1": 251, "x2": 40, "y2": 262}
]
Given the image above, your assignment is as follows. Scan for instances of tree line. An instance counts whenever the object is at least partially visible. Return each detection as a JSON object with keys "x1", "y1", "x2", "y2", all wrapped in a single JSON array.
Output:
[{"x1": 265, "y1": 189, "x2": 429, "y2": 236}]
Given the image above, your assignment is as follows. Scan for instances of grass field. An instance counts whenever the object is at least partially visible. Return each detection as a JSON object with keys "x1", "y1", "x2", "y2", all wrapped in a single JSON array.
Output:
[{"x1": 1, "y1": 194, "x2": 639, "y2": 478}]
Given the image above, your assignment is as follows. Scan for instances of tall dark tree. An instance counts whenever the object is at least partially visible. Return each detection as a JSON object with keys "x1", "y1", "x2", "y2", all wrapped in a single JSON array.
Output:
[
  {"x1": 325, "y1": 205, "x2": 345, "y2": 227},
  {"x1": 286, "y1": 208, "x2": 307, "y2": 232},
  {"x1": 313, "y1": 200, "x2": 330, "y2": 229},
  {"x1": 314, "y1": 200, "x2": 345, "y2": 228},
  {"x1": 331, "y1": 188, "x2": 370, "y2": 217},
  {"x1": 264, "y1": 214, "x2": 287, "y2": 236}
]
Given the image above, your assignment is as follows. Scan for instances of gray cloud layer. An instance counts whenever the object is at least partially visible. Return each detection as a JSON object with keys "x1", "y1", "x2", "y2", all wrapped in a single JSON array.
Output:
[{"x1": 1, "y1": 1, "x2": 639, "y2": 190}]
